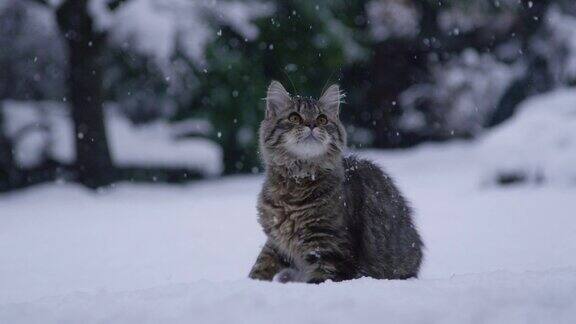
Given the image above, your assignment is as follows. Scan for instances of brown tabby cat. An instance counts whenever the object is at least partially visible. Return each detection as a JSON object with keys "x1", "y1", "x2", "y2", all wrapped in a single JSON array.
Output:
[{"x1": 248, "y1": 81, "x2": 423, "y2": 284}]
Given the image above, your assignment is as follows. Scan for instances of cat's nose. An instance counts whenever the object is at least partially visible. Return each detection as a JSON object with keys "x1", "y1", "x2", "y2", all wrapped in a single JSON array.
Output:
[{"x1": 305, "y1": 122, "x2": 316, "y2": 129}]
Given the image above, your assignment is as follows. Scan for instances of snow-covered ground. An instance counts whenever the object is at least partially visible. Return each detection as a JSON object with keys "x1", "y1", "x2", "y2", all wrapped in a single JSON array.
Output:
[{"x1": 1, "y1": 90, "x2": 576, "y2": 323}]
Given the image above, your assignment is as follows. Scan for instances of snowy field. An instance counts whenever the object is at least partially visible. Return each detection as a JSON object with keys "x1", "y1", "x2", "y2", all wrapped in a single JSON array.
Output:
[{"x1": 1, "y1": 90, "x2": 576, "y2": 323}]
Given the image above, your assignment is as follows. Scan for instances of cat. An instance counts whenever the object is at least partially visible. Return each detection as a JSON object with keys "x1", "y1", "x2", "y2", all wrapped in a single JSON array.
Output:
[{"x1": 248, "y1": 81, "x2": 423, "y2": 284}]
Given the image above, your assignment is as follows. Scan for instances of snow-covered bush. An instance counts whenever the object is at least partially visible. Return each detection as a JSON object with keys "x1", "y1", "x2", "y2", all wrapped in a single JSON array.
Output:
[
  {"x1": 92, "y1": 0, "x2": 273, "y2": 122},
  {"x1": 90, "y1": 0, "x2": 272, "y2": 67},
  {"x1": 532, "y1": 5, "x2": 576, "y2": 86},
  {"x1": 0, "y1": 101, "x2": 73, "y2": 168},
  {"x1": 479, "y1": 88, "x2": 576, "y2": 185},
  {"x1": 366, "y1": 0, "x2": 420, "y2": 41},
  {"x1": 0, "y1": 0, "x2": 65, "y2": 101},
  {"x1": 400, "y1": 49, "x2": 520, "y2": 137},
  {"x1": 106, "y1": 107, "x2": 223, "y2": 176},
  {"x1": 0, "y1": 101, "x2": 222, "y2": 175},
  {"x1": 438, "y1": 0, "x2": 519, "y2": 35}
]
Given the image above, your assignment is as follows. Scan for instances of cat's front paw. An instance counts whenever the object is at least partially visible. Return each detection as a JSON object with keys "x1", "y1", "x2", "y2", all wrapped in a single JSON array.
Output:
[
  {"x1": 304, "y1": 267, "x2": 334, "y2": 284},
  {"x1": 273, "y1": 268, "x2": 303, "y2": 283},
  {"x1": 306, "y1": 277, "x2": 327, "y2": 284}
]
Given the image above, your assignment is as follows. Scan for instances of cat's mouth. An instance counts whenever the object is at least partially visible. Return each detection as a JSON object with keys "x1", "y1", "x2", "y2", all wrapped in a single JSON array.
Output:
[
  {"x1": 301, "y1": 133, "x2": 319, "y2": 142},
  {"x1": 285, "y1": 135, "x2": 327, "y2": 159}
]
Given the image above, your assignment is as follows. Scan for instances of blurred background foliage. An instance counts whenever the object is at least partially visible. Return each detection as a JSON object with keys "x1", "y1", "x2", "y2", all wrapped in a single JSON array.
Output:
[{"x1": 1, "y1": 0, "x2": 576, "y2": 190}]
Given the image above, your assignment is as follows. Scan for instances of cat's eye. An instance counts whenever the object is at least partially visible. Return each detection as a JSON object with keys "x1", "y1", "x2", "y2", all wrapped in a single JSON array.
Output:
[
  {"x1": 316, "y1": 115, "x2": 328, "y2": 126},
  {"x1": 288, "y1": 113, "x2": 303, "y2": 124}
]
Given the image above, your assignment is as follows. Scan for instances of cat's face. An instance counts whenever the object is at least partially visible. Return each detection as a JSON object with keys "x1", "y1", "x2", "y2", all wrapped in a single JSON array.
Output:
[{"x1": 259, "y1": 81, "x2": 346, "y2": 166}]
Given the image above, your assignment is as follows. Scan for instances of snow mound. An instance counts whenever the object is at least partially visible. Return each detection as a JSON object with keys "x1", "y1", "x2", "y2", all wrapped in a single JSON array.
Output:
[
  {"x1": 478, "y1": 88, "x2": 576, "y2": 185},
  {"x1": 0, "y1": 101, "x2": 74, "y2": 167},
  {"x1": 1, "y1": 269, "x2": 575, "y2": 324},
  {"x1": 107, "y1": 110, "x2": 222, "y2": 176},
  {"x1": 0, "y1": 101, "x2": 222, "y2": 175}
]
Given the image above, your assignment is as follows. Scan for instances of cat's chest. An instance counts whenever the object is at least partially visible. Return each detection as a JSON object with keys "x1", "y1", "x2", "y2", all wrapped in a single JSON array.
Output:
[
  {"x1": 260, "y1": 189, "x2": 322, "y2": 239},
  {"x1": 263, "y1": 200, "x2": 303, "y2": 237},
  {"x1": 263, "y1": 202, "x2": 323, "y2": 264}
]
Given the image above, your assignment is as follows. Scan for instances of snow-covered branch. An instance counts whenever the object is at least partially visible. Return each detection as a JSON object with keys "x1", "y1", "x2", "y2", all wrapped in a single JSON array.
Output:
[{"x1": 89, "y1": 0, "x2": 273, "y2": 65}]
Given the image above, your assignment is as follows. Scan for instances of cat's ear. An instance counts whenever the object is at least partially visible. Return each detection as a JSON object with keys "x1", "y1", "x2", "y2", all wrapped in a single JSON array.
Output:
[
  {"x1": 319, "y1": 84, "x2": 344, "y2": 116},
  {"x1": 266, "y1": 80, "x2": 291, "y2": 118}
]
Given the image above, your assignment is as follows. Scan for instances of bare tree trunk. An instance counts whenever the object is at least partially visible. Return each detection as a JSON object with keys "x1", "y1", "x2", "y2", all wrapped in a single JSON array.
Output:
[
  {"x1": 56, "y1": 0, "x2": 113, "y2": 188},
  {"x1": 370, "y1": 39, "x2": 427, "y2": 147}
]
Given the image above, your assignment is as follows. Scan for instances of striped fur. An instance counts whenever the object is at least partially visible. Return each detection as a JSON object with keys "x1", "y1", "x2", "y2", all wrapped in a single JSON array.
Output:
[{"x1": 249, "y1": 81, "x2": 423, "y2": 283}]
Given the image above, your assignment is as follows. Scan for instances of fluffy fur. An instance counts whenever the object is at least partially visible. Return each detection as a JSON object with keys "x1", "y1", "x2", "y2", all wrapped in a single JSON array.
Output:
[{"x1": 248, "y1": 81, "x2": 423, "y2": 283}]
